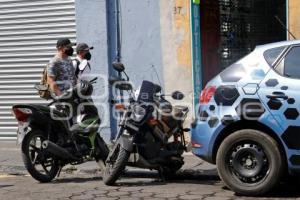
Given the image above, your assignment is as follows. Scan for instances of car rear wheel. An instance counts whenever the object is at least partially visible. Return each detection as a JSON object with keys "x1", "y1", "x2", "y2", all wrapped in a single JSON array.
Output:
[{"x1": 216, "y1": 129, "x2": 284, "y2": 196}]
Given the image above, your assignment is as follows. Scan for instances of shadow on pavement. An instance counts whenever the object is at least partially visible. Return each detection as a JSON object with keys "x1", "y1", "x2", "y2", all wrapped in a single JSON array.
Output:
[
  {"x1": 52, "y1": 176, "x2": 102, "y2": 184},
  {"x1": 118, "y1": 169, "x2": 300, "y2": 198},
  {"x1": 116, "y1": 168, "x2": 220, "y2": 187},
  {"x1": 232, "y1": 183, "x2": 300, "y2": 198},
  {"x1": 260, "y1": 181, "x2": 300, "y2": 198},
  {"x1": 48, "y1": 168, "x2": 300, "y2": 198},
  {"x1": 0, "y1": 184, "x2": 14, "y2": 188}
]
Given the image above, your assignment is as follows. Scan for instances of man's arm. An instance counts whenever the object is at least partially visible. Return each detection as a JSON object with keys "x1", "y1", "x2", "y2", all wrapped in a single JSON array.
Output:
[
  {"x1": 47, "y1": 76, "x2": 62, "y2": 96},
  {"x1": 47, "y1": 59, "x2": 63, "y2": 97}
]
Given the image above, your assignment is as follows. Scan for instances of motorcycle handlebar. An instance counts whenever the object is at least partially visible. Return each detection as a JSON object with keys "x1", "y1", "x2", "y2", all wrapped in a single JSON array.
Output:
[{"x1": 89, "y1": 77, "x2": 98, "y2": 84}]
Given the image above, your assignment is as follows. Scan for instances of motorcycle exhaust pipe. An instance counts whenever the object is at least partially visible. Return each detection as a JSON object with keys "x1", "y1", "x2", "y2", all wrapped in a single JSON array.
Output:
[{"x1": 42, "y1": 140, "x2": 78, "y2": 160}]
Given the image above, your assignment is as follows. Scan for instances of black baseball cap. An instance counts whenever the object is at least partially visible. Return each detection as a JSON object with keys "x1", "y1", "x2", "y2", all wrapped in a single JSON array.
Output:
[
  {"x1": 76, "y1": 43, "x2": 94, "y2": 53},
  {"x1": 56, "y1": 38, "x2": 76, "y2": 48}
]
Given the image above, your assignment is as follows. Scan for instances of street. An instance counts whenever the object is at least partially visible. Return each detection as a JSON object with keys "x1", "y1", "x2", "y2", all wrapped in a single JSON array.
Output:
[{"x1": 0, "y1": 142, "x2": 300, "y2": 200}]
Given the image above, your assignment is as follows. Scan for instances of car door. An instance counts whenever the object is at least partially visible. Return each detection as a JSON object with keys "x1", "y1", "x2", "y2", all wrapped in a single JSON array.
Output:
[{"x1": 258, "y1": 45, "x2": 300, "y2": 151}]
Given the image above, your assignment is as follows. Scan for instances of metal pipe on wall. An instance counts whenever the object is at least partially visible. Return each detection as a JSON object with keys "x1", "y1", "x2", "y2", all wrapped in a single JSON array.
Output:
[{"x1": 106, "y1": 0, "x2": 123, "y2": 140}]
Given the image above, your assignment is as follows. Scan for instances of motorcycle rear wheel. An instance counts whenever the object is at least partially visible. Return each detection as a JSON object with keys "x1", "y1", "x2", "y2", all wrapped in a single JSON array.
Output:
[
  {"x1": 22, "y1": 130, "x2": 59, "y2": 183},
  {"x1": 103, "y1": 144, "x2": 130, "y2": 185}
]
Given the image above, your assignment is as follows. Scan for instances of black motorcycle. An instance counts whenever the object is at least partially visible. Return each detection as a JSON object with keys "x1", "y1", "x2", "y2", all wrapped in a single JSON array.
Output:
[
  {"x1": 103, "y1": 62, "x2": 189, "y2": 185},
  {"x1": 12, "y1": 78, "x2": 109, "y2": 182}
]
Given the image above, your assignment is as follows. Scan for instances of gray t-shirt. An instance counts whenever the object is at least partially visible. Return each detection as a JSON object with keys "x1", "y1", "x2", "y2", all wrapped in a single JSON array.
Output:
[{"x1": 47, "y1": 55, "x2": 76, "y2": 92}]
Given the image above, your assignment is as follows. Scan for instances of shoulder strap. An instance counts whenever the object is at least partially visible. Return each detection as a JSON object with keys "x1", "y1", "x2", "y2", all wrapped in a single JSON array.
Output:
[
  {"x1": 87, "y1": 62, "x2": 91, "y2": 70},
  {"x1": 73, "y1": 59, "x2": 80, "y2": 78}
]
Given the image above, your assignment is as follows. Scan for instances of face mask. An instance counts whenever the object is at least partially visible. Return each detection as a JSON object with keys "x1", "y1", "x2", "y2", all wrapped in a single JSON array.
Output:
[
  {"x1": 84, "y1": 52, "x2": 92, "y2": 60},
  {"x1": 64, "y1": 47, "x2": 74, "y2": 56}
]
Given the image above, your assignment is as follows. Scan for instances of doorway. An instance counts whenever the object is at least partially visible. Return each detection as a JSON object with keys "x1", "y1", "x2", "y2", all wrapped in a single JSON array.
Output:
[{"x1": 200, "y1": 0, "x2": 287, "y2": 85}]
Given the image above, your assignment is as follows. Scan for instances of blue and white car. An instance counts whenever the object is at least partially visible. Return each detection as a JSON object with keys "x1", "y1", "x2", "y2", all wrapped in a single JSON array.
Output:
[{"x1": 191, "y1": 40, "x2": 300, "y2": 196}]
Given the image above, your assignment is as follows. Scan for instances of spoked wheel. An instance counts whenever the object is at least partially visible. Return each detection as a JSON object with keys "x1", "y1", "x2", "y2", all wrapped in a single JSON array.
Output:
[
  {"x1": 103, "y1": 143, "x2": 130, "y2": 185},
  {"x1": 22, "y1": 130, "x2": 59, "y2": 183},
  {"x1": 216, "y1": 129, "x2": 285, "y2": 196}
]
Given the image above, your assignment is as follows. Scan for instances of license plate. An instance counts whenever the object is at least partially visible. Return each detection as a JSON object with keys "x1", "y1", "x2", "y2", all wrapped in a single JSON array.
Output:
[{"x1": 17, "y1": 123, "x2": 30, "y2": 145}]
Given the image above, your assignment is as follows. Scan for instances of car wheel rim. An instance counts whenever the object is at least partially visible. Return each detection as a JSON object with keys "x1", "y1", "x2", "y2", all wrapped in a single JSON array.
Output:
[{"x1": 228, "y1": 142, "x2": 269, "y2": 184}]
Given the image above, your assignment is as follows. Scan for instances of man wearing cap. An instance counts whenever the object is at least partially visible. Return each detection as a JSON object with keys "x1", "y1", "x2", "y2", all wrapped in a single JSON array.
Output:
[
  {"x1": 73, "y1": 43, "x2": 94, "y2": 80},
  {"x1": 47, "y1": 38, "x2": 76, "y2": 96}
]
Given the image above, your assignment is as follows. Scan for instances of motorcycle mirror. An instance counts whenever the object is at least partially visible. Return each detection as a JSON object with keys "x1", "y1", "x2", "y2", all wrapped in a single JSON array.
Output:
[
  {"x1": 34, "y1": 84, "x2": 48, "y2": 91},
  {"x1": 90, "y1": 77, "x2": 98, "y2": 83},
  {"x1": 112, "y1": 62, "x2": 125, "y2": 72},
  {"x1": 171, "y1": 91, "x2": 184, "y2": 100}
]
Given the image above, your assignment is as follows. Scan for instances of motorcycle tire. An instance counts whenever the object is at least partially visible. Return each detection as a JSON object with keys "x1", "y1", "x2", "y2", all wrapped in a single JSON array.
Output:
[
  {"x1": 103, "y1": 144, "x2": 130, "y2": 185},
  {"x1": 22, "y1": 130, "x2": 60, "y2": 183}
]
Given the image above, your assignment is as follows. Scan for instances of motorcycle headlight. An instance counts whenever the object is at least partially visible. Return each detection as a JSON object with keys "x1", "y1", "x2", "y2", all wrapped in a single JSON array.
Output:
[{"x1": 131, "y1": 105, "x2": 146, "y2": 122}]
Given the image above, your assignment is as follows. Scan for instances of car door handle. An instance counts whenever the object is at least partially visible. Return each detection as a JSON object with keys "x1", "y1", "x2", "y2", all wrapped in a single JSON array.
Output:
[{"x1": 266, "y1": 94, "x2": 288, "y2": 100}]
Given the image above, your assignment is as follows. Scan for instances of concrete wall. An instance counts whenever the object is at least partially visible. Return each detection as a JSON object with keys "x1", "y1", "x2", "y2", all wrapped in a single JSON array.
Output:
[
  {"x1": 120, "y1": 0, "x2": 193, "y2": 123},
  {"x1": 119, "y1": 0, "x2": 193, "y2": 132},
  {"x1": 160, "y1": 0, "x2": 193, "y2": 121},
  {"x1": 119, "y1": 0, "x2": 164, "y2": 87},
  {"x1": 119, "y1": 0, "x2": 193, "y2": 98},
  {"x1": 289, "y1": 0, "x2": 300, "y2": 39},
  {"x1": 75, "y1": 0, "x2": 111, "y2": 141},
  {"x1": 75, "y1": 0, "x2": 194, "y2": 140}
]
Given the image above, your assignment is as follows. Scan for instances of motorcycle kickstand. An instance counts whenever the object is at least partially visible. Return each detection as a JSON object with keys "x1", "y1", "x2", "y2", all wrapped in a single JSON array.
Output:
[
  {"x1": 157, "y1": 167, "x2": 166, "y2": 183},
  {"x1": 56, "y1": 165, "x2": 63, "y2": 178}
]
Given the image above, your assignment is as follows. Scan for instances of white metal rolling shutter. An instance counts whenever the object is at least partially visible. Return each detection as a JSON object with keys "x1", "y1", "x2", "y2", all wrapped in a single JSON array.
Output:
[{"x1": 0, "y1": 0, "x2": 76, "y2": 140}]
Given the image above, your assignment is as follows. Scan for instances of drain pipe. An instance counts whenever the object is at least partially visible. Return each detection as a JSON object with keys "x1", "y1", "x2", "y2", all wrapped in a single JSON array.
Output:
[
  {"x1": 115, "y1": 0, "x2": 122, "y2": 62},
  {"x1": 107, "y1": 0, "x2": 124, "y2": 140},
  {"x1": 115, "y1": 0, "x2": 125, "y2": 114}
]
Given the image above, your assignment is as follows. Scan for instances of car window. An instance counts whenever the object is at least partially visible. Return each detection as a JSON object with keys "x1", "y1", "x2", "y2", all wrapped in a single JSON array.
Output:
[
  {"x1": 284, "y1": 47, "x2": 300, "y2": 78},
  {"x1": 264, "y1": 46, "x2": 286, "y2": 66}
]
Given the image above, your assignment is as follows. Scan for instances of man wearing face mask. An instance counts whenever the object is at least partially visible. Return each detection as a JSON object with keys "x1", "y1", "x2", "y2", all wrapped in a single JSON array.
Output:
[
  {"x1": 73, "y1": 43, "x2": 94, "y2": 80},
  {"x1": 47, "y1": 38, "x2": 76, "y2": 96}
]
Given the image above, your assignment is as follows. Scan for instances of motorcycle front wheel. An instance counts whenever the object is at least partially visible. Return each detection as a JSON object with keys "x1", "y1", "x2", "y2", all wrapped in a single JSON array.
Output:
[
  {"x1": 103, "y1": 143, "x2": 130, "y2": 185},
  {"x1": 21, "y1": 130, "x2": 59, "y2": 183}
]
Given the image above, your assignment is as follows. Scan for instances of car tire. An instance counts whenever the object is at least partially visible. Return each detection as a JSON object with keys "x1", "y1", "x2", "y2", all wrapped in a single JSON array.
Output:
[{"x1": 216, "y1": 129, "x2": 285, "y2": 196}]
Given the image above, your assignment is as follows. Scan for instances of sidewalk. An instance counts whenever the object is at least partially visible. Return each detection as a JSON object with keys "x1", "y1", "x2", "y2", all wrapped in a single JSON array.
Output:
[{"x1": 0, "y1": 141, "x2": 217, "y2": 176}]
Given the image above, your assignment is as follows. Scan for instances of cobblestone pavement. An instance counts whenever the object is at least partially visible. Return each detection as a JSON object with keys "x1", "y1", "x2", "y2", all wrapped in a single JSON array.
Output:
[
  {"x1": 0, "y1": 142, "x2": 299, "y2": 200},
  {"x1": 1, "y1": 161, "x2": 300, "y2": 200}
]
